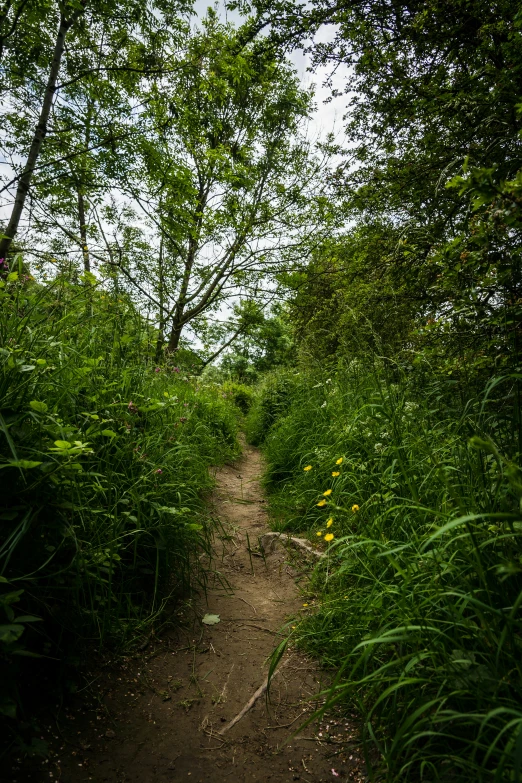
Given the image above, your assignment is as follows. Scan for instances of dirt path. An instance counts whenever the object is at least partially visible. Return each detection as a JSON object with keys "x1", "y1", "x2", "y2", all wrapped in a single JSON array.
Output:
[{"x1": 20, "y1": 443, "x2": 363, "y2": 783}]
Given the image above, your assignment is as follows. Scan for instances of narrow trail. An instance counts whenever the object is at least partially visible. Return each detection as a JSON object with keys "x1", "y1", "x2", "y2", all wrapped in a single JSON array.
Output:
[{"x1": 49, "y1": 443, "x2": 363, "y2": 782}]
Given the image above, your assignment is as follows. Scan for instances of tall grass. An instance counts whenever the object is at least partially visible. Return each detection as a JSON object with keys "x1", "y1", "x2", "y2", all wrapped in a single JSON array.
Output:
[
  {"x1": 248, "y1": 363, "x2": 522, "y2": 781},
  {"x1": 0, "y1": 271, "x2": 239, "y2": 753}
]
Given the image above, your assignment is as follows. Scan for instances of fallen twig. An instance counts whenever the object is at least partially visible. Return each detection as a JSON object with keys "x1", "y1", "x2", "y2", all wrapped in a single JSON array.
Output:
[
  {"x1": 260, "y1": 532, "x2": 325, "y2": 559},
  {"x1": 218, "y1": 669, "x2": 281, "y2": 735}
]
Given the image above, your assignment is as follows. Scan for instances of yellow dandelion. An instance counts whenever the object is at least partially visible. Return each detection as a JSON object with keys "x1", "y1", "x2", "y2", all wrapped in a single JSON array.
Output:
[
  {"x1": 336, "y1": 457, "x2": 343, "y2": 465},
  {"x1": 303, "y1": 464, "x2": 313, "y2": 471},
  {"x1": 316, "y1": 531, "x2": 323, "y2": 536},
  {"x1": 302, "y1": 603, "x2": 308, "y2": 607},
  {"x1": 317, "y1": 499, "x2": 327, "y2": 507},
  {"x1": 292, "y1": 625, "x2": 296, "y2": 629},
  {"x1": 324, "y1": 533, "x2": 334, "y2": 542},
  {"x1": 323, "y1": 489, "x2": 332, "y2": 496},
  {"x1": 352, "y1": 504, "x2": 360, "y2": 513},
  {"x1": 326, "y1": 518, "x2": 333, "y2": 528},
  {"x1": 332, "y1": 471, "x2": 340, "y2": 477}
]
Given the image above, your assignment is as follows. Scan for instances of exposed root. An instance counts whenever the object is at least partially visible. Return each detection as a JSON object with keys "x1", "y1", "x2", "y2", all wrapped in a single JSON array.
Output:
[
  {"x1": 218, "y1": 669, "x2": 281, "y2": 735},
  {"x1": 259, "y1": 532, "x2": 325, "y2": 559}
]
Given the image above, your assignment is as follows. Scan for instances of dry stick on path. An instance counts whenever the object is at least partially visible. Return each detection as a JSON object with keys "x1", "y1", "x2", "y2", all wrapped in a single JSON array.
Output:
[
  {"x1": 218, "y1": 668, "x2": 282, "y2": 736},
  {"x1": 260, "y1": 532, "x2": 326, "y2": 559}
]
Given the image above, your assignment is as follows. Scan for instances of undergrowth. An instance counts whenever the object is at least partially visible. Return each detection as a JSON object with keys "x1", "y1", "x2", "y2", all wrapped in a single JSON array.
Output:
[
  {"x1": 248, "y1": 364, "x2": 522, "y2": 782},
  {"x1": 0, "y1": 272, "x2": 239, "y2": 758}
]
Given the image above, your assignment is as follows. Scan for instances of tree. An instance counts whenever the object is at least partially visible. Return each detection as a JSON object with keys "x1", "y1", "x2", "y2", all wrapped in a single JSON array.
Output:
[
  {"x1": 0, "y1": 0, "x2": 192, "y2": 263},
  {"x1": 242, "y1": 0, "x2": 522, "y2": 375},
  {"x1": 107, "y1": 13, "x2": 332, "y2": 355}
]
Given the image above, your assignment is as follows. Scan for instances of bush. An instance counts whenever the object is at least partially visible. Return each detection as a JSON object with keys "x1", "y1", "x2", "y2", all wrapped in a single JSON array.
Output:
[
  {"x1": 258, "y1": 364, "x2": 522, "y2": 782},
  {"x1": 0, "y1": 274, "x2": 239, "y2": 751},
  {"x1": 245, "y1": 369, "x2": 299, "y2": 446},
  {"x1": 221, "y1": 381, "x2": 255, "y2": 414}
]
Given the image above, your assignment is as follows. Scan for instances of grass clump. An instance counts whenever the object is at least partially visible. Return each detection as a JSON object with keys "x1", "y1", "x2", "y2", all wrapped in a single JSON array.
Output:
[
  {"x1": 0, "y1": 273, "x2": 239, "y2": 755},
  {"x1": 251, "y1": 363, "x2": 522, "y2": 782}
]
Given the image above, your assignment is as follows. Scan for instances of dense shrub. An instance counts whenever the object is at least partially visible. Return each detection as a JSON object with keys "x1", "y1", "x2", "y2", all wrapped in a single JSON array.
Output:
[
  {"x1": 245, "y1": 369, "x2": 299, "y2": 445},
  {"x1": 253, "y1": 364, "x2": 522, "y2": 782},
  {"x1": 221, "y1": 381, "x2": 255, "y2": 414},
  {"x1": 0, "y1": 274, "x2": 239, "y2": 753}
]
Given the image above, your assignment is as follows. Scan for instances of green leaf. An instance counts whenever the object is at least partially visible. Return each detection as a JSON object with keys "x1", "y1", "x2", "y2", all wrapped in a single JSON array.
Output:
[
  {"x1": 20, "y1": 365, "x2": 36, "y2": 372},
  {"x1": 30, "y1": 400, "x2": 48, "y2": 413},
  {"x1": 0, "y1": 624, "x2": 25, "y2": 643},
  {"x1": 13, "y1": 615, "x2": 42, "y2": 623},
  {"x1": 1, "y1": 460, "x2": 43, "y2": 469},
  {"x1": 202, "y1": 614, "x2": 220, "y2": 625},
  {"x1": 53, "y1": 440, "x2": 72, "y2": 449},
  {"x1": 7, "y1": 271, "x2": 18, "y2": 282},
  {"x1": 80, "y1": 271, "x2": 98, "y2": 286},
  {"x1": 101, "y1": 429, "x2": 118, "y2": 438}
]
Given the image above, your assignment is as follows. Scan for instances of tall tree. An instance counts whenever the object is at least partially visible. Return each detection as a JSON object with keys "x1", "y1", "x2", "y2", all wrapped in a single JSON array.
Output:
[
  {"x1": 0, "y1": 0, "x2": 192, "y2": 262},
  {"x1": 242, "y1": 0, "x2": 522, "y2": 372},
  {"x1": 108, "y1": 13, "x2": 332, "y2": 354}
]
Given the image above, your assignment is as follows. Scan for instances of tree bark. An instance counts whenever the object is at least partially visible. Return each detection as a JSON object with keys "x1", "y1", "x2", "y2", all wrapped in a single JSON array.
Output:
[
  {"x1": 168, "y1": 314, "x2": 183, "y2": 353},
  {"x1": 0, "y1": 6, "x2": 84, "y2": 259},
  {"x1": 77, "y1": 188, "x2": 90, "y2": 272}
]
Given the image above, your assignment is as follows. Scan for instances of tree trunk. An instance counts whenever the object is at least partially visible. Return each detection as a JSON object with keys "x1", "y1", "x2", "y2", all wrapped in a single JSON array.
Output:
[
  {"x1": 168, "y1": 318, "x2": 183, "y2": 353},
  {"x1": 155, "y1": 238, "x2": 165, "y2": 360},
  {"x1": 77, "y1": 189, "x2": 90, "y2": 272},
  {"x1": 0, "y1": 8, "x2": 83, "y2": 259}
]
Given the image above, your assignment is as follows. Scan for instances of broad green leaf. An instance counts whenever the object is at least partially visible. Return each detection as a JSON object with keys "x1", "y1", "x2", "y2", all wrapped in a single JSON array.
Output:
[
  {"x1": 30, "y1": 400, "x2": 48, "y2": 413},
  {"x1": 202, "y1": 614, "x2": 220, "y2": 625},
  {"x1": 1, "y1": 460, "x2": 43, "y2": 469},
  {"x1": 0, "y1": 624, "x2": 25, "y2": 643}
]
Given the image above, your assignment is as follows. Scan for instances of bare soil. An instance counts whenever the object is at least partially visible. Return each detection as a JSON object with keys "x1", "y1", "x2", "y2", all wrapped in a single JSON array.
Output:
[{"x1": 11, "y1": 443, "x2": 364, "y2": 783}]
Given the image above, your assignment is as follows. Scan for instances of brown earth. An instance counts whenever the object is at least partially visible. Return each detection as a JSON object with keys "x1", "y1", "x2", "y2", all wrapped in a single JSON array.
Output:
[{"x1": 10, "y1": 442, "x2": 364, "y2": 783}]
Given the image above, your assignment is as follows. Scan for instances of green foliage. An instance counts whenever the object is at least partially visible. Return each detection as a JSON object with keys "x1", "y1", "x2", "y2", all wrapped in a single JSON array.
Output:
[
  {"x1": 245, "y1": 369, "x2": 299, "y2": 445},
  {"x1": 0, "y1": 271, "x2": 239, "y2": 750},
  {"x1": 221, "y1": 381, "x2": 255, "y2": 414},
  {"x1": 254, "y1": 365, "x2": 522, "y2": 781}
]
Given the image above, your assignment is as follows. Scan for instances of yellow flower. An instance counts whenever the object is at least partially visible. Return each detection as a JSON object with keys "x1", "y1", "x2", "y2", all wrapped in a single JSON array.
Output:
[
  {"x1": 352, "y1": 504, "x2": 360, "y2": 513},
  {"x1": 317, "y1": 499, "x2": 327, "y2": 507},
  {"x1": 316, "y1": 531, "x2": 323, "y2": 536},
  {"x1": 323, "y1": 489, "x2": 332, "y2": 496},
  {"x1": 336, "y1": 457, "x2": 343, "y2": 465},
  {"x1": 326, "y1": 518, "x2": 333, "y2": 528},
  {"x1": 303, "y1": 465, "x2": 313, "y2": 471},
  {"x1": 332, "y1": 471, "x2": 340, "y2": 477},
  {"x1": 302, "y1": 603, "x2": 308, "y2": 607},
  {"x1": 324, "y1": 533, "x2": 334, "y2": 542}
]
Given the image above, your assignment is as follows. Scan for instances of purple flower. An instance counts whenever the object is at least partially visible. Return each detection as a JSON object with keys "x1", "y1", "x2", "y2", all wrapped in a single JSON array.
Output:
[
  {"x1": 155, "y1": 367, "x2": 161, "y2": 373},
  {"x1": 172, "y1": 367, "x2": 180, "y2": 373},
  {"x1": 155, "y1": 468, "x2": 163, "y2": 474}
]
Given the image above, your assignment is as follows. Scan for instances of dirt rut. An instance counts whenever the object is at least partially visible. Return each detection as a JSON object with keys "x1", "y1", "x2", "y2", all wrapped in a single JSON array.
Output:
[{"x1": 31, "y1": 444, "x2": 363, "y2": 782}]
